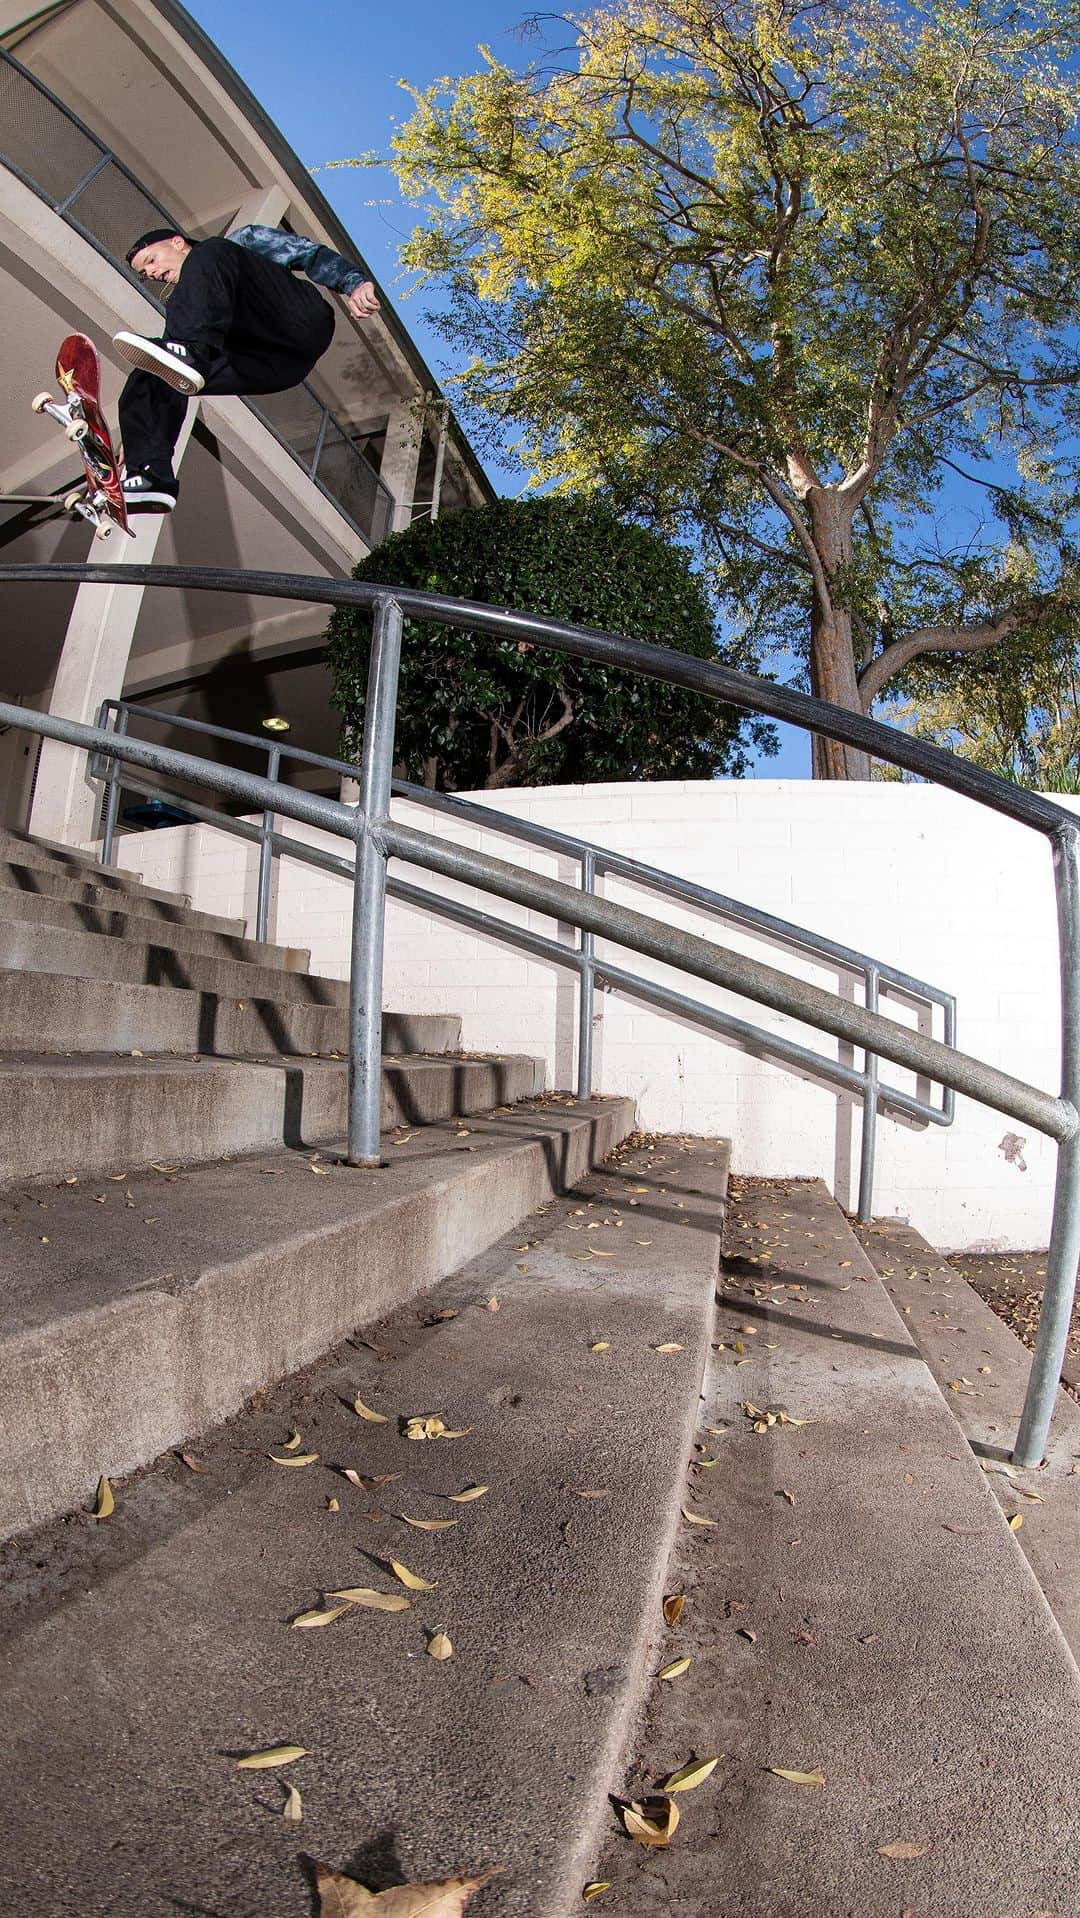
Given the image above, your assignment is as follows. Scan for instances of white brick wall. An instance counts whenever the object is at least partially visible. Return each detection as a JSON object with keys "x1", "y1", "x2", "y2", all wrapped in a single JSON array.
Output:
[{"x1": 117, "y1": 780, "x2": 1072, "y2": 1253}]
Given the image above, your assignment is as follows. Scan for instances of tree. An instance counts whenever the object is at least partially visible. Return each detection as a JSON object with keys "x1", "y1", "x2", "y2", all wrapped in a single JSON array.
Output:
[
  {"x1": 374, "y1": 0, "x2": 1080, "y2": 777},
  {"x1": 880, "y1": 617, "x2": 1080, "y2": 790},
  {"x1": 326, "y1": 497, "x2": 775, "y2": 788}
]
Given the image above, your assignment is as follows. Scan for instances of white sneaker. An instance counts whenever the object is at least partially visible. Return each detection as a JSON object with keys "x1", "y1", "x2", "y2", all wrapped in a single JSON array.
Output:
[{"x1": 113, "y1": 333, "x2": 205, "y2": 394}]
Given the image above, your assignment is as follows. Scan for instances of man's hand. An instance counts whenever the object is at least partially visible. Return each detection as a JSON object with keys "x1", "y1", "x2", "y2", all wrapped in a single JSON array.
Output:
[{"x1": 346, "y1": 280, "x2": 381, "y2": 319}]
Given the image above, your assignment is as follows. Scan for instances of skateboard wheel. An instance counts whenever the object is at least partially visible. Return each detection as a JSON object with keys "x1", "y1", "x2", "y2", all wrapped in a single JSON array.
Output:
[
  {"x1": 66, "y1": 419, "x2": 89, "y2": 442},
  {"x1": 31, "y1": 391, "x2": 54, "y2": 413},
  {"x1": 94, "y1": 520, "x2": 113, "y2": 541},
  {"x1": 63, "y1": 490, "x2": 86, "y2": 513}
]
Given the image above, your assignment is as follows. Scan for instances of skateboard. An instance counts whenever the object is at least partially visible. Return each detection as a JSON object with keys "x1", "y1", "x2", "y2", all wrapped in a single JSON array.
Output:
[{"x1": 31, "y1": 333, "x2": 132, "y2": 540}]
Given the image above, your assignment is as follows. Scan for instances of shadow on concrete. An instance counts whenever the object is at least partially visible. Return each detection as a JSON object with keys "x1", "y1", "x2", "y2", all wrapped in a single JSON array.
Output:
[{"x1": 721, "y1": 1289, "x2": 920, "y2": 1362}]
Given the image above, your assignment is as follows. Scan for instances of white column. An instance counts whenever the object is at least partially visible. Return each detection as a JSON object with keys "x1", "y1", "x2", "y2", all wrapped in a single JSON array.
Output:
[
  {"x1": 28, "y1": 408, "x2": 197, "y2": 849},
  {"x1": 381, "y1": 401, "x2": 423, "y2": 533}
]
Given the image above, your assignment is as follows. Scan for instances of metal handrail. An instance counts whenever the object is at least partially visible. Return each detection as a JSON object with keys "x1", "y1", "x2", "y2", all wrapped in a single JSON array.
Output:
[
  {"x1": 0, "y1": 46, "x2": 394, "y2": 546},
  {"x1": 1, "y1": 558, "x2": 1077, "y2": 1472},
  {"x1": 96, "y1": 695, "x2": 956, "y2": 1223}
]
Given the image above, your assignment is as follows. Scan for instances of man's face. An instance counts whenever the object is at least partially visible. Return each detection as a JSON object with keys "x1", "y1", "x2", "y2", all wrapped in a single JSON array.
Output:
[{"x1": 130, "y1": 235, "x2": 191, "y2": 286}]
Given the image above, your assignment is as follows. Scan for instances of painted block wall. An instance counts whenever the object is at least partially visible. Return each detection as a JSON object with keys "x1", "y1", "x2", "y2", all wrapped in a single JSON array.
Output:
[{"x1": 116, "y1": 781, "x2": 1070, "y2": 1253}]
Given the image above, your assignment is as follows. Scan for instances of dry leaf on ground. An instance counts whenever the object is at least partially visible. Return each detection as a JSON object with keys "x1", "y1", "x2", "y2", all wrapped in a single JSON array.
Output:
[
  {"x1": 269, "y1": 1451, "x2": 319, "y2": 1467},
  {"x1": 354, "y1": 1395, "x2": 389, "y2": 1424},
  {"x1": 662, "y1": 1756, "x2": 719, "y2": 1793},
  {"x1": 399, "y1": 1515, "x2": 460, "y2": 1532},
  {"x1": 314, "y1": 1863, "x2": 495, "y2": 1915},
  {"x1": 282, "y1": 1782, "x2": 303, "y2": 1823},
  {"x1": 662, "y1": 1593, "x2": 685, "y2": 1626},
  {"x1": 681, "y1": 1506, "x2": 717, "y2": 1528},
  {"x1": 449, "y1": 1486, "x2": 489, "y2": 1503},
  {"x1": 877, "y1": 1840, "x2": 930, "y2": 1859},
  {"x1": 327, "y1": 1587, "x2": 412, "y2": 1612},
  {"x1": 405, "y1": 1416, "x2": 446, "y2": 1441},
  {"x1": 281, "y1": 1429, "x2": 304, "y2": 1451},
  {"x1": 769, "y1": 1767, "x2": 826, "y2": 1786},
  {"x1": 621, "y1": 1796, "x2": 680, "y2": 1848},
  {"x1": 90, "y1": 1475, "x2": 114, "y2": 1520},
  {"x1": 235, "y1": 1745, "x2": 306, "y2": 1769},
  {"x1": 427, "y1": 1631, "x2": 453, "y2": 1660},
  {"x1": 582, "y1": 1885, "x2": 611, "y2": 1902},
  {"x1": 657, "y1": 1657, "x2": 691, "y2": 1680},
  {"x1": 389, "y1": 1558, "x2": 438, "y2": 1592},
  {"x1": 291, "y1": 1603, "x2": 353, "y2": 1629}
]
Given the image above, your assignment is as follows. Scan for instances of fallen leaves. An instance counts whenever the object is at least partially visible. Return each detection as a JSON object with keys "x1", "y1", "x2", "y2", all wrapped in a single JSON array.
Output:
[
  {"x1": 621, "y1": 1796, "x2": 680, "y2": 1848},
  {"x1": 657, "y1": 1656, "x2": 691, "y2": 1681},
  {"x1": 354, "y1": 1395, "x2": 389, "y2": 1424},
  {"x1": 291, "y1": 1603, "x2": 353, "y2": 1629},
  {"x1": 235, "y1": 1745, "x2": 307, "y2": 1769},
  {"x1": 269, "y1": 1451, "x2": 319, "y2": 1467},
  {"x1": 404, "y1": 1416, "x2": 472, "y2": 1441},
  {"x1": 314, "y1": 1862, "x2": 495, "y2": 1915},
  {"x1": 662, "y1": 1593, "x2": 685, "y2": 1626},
  {"x1": 427, "y1": 1631, "x2": 453, "y2": 1661},
  {"x1": 877, "y1": 1840, "x2": 930, "y2": 1860},
  {"x1": 662, "y1": 1756, "x2": 719, "y2": 1793},
  {"x1": 448, "y1": 1485, "x2": 489, "y2": 1503},
  {"x1": 769, "y1": 1767, "x2": 826, "y2": 1787},
  {"x1": 398, "y1": 1515, "x2": 459, "y2": 1532},
  {"x1": 326, "y1": 1588, "x2": 412, "y2": 1612},
  {"x1": 389, "y1": 1559, "x2": 438, "y2": 1592},
  {"x1": 681, "y1": 1506, "x2": 717, "y2": 1527},
  {"x1": 654, "y1": 1342, "x2": 684, "y2": 1354},
  {"x1": 90, "y1": 1475, "x2": 114, "y2": 1520},
  {"x1": 582, "y1": 1884, "x2": 611, "y2": 1902}
]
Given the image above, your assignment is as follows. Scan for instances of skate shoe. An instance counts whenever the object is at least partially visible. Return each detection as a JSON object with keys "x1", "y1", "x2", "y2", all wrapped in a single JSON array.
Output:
[
  {"x1": 121, "y1": 469, "x2": 179, "y2": 512},
  {"x1": 112, "y1": 333, "x2": 205, "y2": 394}
]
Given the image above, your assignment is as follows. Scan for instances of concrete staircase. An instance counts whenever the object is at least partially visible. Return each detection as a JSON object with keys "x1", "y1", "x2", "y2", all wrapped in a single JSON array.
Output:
[
  {"x1": 2, "y1": 829, "x2": 1080, "y2": 1916},
  {"x1": 0, "y1": 827, "x2": 634, "y2": 1534}
]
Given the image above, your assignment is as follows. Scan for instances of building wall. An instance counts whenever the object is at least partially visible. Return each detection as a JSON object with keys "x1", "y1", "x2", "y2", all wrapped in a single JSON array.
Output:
[{"x1": 117, "y1": 780, "x2": 1070, "y2": 1253}]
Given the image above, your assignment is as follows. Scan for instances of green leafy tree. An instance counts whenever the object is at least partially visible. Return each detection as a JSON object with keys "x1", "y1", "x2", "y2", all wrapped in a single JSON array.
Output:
[
  {"x1": 880, "y1": 616, "x2": 1080, "y2": 791},
  {"x1": 366, "y1": 0, "x2": 1080, "y2": 777},
  {"x1": 327, "y1": 497, "x2": 775, "y2": 788}
]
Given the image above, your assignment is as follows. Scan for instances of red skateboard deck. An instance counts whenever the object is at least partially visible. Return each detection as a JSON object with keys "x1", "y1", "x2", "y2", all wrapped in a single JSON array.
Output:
[{"x1": 31, "y1": 333, "x2": 132, "y2": 539}]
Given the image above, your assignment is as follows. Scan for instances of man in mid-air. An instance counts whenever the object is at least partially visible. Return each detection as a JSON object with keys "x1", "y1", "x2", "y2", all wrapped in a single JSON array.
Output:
[{"x1": 113, "y1": 223, "x2": 381, "y2": 512}]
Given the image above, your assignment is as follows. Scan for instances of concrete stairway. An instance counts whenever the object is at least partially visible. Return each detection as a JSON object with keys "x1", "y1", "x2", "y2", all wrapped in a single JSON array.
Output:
[
  {"x1": 0, "y1": 828, "x2": 635, "y2": 1534},
  {"x1": 3, "y1": 827, "x2": 1080, "y2": 1915},
  {"x1": 3, "y1": 1151, "x2": 1080, "y2": 1917}
]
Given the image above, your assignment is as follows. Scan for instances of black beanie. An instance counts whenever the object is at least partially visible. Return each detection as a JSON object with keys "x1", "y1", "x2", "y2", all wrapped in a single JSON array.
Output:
[{"x1": 126, "y1": 227, "x2": 191, "y2": 266}]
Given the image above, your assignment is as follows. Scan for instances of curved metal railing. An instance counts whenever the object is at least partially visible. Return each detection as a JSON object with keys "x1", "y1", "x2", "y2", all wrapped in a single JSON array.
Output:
[{"x1": 0, "y1": 559, "x2": 1076, "y2": 1470}]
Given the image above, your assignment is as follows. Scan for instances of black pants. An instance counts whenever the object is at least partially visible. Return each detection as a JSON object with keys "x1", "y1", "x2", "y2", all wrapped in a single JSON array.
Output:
[{"x1": 118, "y1": 236, "x2": 336, "y2": 478}]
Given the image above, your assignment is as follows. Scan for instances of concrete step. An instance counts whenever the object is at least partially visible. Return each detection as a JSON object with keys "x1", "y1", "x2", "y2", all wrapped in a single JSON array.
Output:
[
  {"x1": 592, "y1": 1175, "x2": 1080, "y2": 1917},
  {"x1": 0, "y1": 883, "x2": 311, "y2": 971},
  {"x1": 854, "y1": 1215, "x2": 1080, "y2": 1663},
  {"x1": 0, "y1": 1125, "x2": 718, "y2": 1918},
  {"x1": 0, "y1": 848, "x2": 205, "y2": 915},
  {"x1": 0, "y1": 966, "x2": 459, "y2": 1060},
  {"x1": 0, "y1": 916, "x2": 350, "y2": 1009},
  {"x1": 0, "y1": 825, "x2": 148, "y2": 887},
  {"x1": 0, "y1": 865, "x2": 244, "y2": 937},
  {"x1": 0, "y1": 1049, "x2": 545, "y2": 1184},
  {"x1": 0, "y1": 1093, "x2": 641, "y2": 1538}
]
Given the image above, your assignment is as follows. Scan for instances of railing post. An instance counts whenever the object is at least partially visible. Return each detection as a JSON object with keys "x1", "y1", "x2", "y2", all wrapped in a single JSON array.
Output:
[
  {"x1": 256, "y1": 745, "x2": 281, "y2": 943},
  {"x1": 98, "y1": 702, "x2": 128, "y2": 866},
  {"x1": 346, "y1": 594, "x2": 404, "y2": 1166},
  {"x1": 1014, "y1": 824, "x2": 1080, "y2": 1466},
  {"x1": 577, "y1": 849, "x2": 596, "y2": 1099},
  {"x1": 856, "y1": 964, "x2": 880, "y2": 1223}
]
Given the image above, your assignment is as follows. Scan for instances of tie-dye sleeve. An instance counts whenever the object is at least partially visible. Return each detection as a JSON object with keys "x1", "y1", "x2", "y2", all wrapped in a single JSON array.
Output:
[{"x1": 228, "y1": 224, "x2": 368, "y2": 295}]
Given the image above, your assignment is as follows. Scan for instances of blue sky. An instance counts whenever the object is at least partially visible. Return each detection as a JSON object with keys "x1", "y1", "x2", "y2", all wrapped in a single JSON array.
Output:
[{"x1": 181, "y1": 0, "x2": 815, "y2": 774}]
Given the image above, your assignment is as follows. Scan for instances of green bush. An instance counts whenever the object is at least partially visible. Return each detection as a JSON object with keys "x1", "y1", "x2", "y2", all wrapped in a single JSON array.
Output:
[{"x1": 327, "y1": 497, "x2": 775, "y2": 789}]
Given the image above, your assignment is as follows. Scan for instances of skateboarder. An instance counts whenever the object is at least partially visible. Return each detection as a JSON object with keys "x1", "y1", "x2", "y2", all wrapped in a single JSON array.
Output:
[{"x1": 112, "y1": 224, "x2": 381, "y2": 512}]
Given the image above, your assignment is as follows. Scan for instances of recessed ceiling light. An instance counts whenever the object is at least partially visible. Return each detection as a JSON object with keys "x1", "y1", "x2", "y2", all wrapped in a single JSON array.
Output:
[{"x1": 261, "y1": 715, "x2": 290, "y2": 733}]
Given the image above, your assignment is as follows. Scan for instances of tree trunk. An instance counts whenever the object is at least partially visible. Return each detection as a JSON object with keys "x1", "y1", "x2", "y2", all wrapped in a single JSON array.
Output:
[{"x1": 807, "y1": 491, "x2": 871, "y2": 781}]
